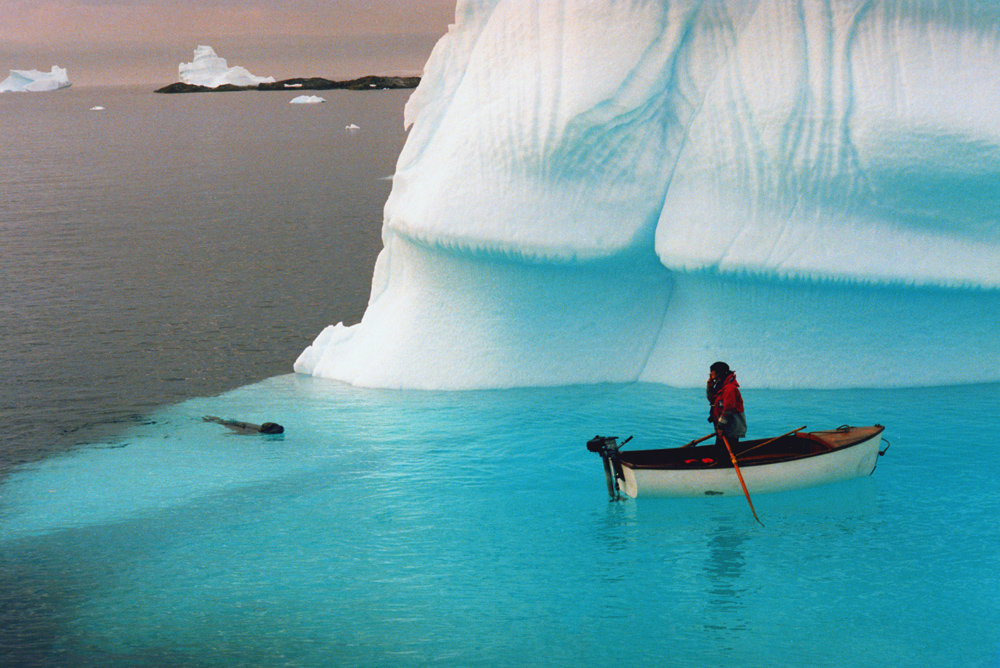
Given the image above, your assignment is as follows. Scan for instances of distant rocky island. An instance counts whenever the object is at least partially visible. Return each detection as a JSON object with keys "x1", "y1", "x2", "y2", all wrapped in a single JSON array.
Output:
[{"x1": 155, "y1": 75, "x2": 420, "y2": 94}]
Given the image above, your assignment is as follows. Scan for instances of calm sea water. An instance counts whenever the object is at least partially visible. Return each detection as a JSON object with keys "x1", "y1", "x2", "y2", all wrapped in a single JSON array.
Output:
[
  {"x1": 2, "y1": 378, "x2": 998, "y2": 666},
  {"x1": 1, "y1": 88, "x2": 998, "y2": 667},
  {"x1": 0, "y1": 85, "x2": 406, "y2": 473}
]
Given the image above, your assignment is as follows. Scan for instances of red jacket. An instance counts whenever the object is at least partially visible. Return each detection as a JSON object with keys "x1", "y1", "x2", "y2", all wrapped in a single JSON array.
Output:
[{"x1": 707, "y1": 373, "x2": 744, "y2": 423}]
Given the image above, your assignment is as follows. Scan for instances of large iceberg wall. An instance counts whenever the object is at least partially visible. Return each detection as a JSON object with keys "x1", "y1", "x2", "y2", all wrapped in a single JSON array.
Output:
[{"x1": 297, "y1": 0, "x2": 1000, "y2": 389}]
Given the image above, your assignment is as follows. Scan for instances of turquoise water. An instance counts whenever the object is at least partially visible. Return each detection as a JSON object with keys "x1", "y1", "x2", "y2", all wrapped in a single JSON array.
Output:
[{"x1": 2, "y1": 376, "x2": 997, "y2": 666}]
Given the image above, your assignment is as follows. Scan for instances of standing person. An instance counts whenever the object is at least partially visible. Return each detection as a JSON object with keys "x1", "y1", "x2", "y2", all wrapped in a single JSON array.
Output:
[{"x1": 706, "y1": 361, "x2": 747, "y2": 448}]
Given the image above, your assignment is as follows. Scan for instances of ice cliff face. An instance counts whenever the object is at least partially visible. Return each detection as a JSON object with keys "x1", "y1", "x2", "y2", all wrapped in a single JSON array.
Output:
[
  {"x1": 178, "y1": 46, "x2": 275, "y2": 88},
  {"x1": 0, "y1": 66, "x2": 70, "y2": 92},
  {"x1": 297, "y1": 0, "x2": 1000, "y2": 389}
]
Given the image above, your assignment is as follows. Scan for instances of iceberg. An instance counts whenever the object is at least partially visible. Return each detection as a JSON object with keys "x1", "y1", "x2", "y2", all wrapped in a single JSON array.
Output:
[
  {"x1": 178, "y1": 45, "x2": 275, "y2": 88},
  {"x1": 289, "y1": 94, "x2": 325, "y2": 104},
  {"x1": 297, "y1": 0, "x2": 1000, "y2": 389},
  {"x1": 0, "y1": 66, "x2": 70, "y2": 92}
]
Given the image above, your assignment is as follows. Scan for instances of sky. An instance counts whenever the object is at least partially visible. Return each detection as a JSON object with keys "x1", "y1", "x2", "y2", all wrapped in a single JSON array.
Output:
[{"x1": 0, "y1": 0, "x2": 456, "y2": 86}]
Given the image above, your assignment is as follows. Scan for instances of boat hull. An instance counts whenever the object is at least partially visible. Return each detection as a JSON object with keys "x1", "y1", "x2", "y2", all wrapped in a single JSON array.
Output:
[{"x1": 618, "y1": 430, "x2": 883, "y2": 499}]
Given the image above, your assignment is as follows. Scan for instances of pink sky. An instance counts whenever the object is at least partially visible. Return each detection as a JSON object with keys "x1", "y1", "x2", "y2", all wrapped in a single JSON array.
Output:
[{"x1": 0, "y1": 0, "x2": 456, "y2": 86}]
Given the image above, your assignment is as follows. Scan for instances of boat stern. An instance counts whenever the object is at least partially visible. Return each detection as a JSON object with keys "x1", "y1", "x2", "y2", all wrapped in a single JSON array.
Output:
[{"x1": 585, "y1": 435, "x2": 632, "y2": 500}]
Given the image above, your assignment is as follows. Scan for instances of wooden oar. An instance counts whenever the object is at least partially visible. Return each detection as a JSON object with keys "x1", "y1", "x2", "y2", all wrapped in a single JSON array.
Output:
[
  {"x1": 720, "y1": 432, "x2": 764, "y2": 527},
  {"x1": 735, "y1": 426, "x2": 807, "y2": 458},
  {"x1": 680, "y1": 432, "x2": 716, "y2": 448}
]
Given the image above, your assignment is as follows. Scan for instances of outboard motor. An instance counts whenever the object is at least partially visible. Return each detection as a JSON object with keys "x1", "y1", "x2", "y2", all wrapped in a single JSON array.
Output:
[{"x1": 586, "y1": 435, "x2": 631, "y2": 500}]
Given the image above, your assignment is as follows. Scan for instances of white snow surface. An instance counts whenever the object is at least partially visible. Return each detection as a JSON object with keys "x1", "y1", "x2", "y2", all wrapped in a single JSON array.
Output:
[
  {"x1": 297, "y1": 0, "x2": 1000, "y2": 389},
  {"x1": 0, "y1": 66, "x2": 70, "y2": 92},
  {"x1": 178, "y1": 45, "x2": 275, "y2": 88}
]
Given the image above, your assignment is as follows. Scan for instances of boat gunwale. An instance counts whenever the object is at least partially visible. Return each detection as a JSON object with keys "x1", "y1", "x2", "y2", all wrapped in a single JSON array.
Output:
[{"x1": 618, "y1": 425, "x2": 884, "y2": 471}]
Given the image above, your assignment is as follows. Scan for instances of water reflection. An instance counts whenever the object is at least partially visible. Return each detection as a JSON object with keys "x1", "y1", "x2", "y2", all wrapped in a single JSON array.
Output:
[{"x1": 701, "y1": 519, "x2": 750, "y2": 629}]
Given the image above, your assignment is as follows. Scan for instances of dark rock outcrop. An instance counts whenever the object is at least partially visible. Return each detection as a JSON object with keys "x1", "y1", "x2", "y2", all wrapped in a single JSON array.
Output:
[{"x1": 155, "y1": 75, "x2": 420, "y2": 94}]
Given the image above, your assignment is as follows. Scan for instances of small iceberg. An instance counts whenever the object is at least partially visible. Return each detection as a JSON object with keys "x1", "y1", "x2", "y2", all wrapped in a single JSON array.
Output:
[
  {"x1": 89, "y1": 106, "x2": 105, "y2": 111},
  {"x1": 345, "y1": 123, "x2": 360, "y2": 132},
  {"x1": 0, "y1": 66, "x2": 71, "y2": 92},
  {"x1": 178, "y1": 45, "x2": 274, "y2": 88},
  {"x1": 289, "y1": 95, "x2": 325, "y2": 104}
]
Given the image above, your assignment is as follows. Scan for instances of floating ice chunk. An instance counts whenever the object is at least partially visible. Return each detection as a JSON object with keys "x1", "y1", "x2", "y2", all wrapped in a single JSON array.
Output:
[
  {"x1": 89, "y1": 106, "x2": 105, "y2": 111},
  {"x1": 178, "y1": 45, "x2": 275, "y2": 88},
  {"x1": 289, "y1": 95, "x2": 325, "y2": 104},
  {"x1": 345, "y1": 123, "x2": 360, "y2": 132},
  {"x1": 0, "y1": 66, "x2": 71, "y2": 92}
]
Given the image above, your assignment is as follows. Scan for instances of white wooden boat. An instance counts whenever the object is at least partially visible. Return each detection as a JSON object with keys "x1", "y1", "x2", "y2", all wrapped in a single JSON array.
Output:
[{"x1": 587, "y1": 425, "x2": 888, "y2": 499}]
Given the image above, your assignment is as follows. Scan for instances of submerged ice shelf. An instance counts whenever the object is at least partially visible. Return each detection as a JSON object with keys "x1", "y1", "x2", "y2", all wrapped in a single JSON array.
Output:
[
  {"x1": 2, "y1": 377, "x2": 997, "y2": 666},
  {"x1": 297, "y1": 0, "x2": 1000, "y2": 389}
]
